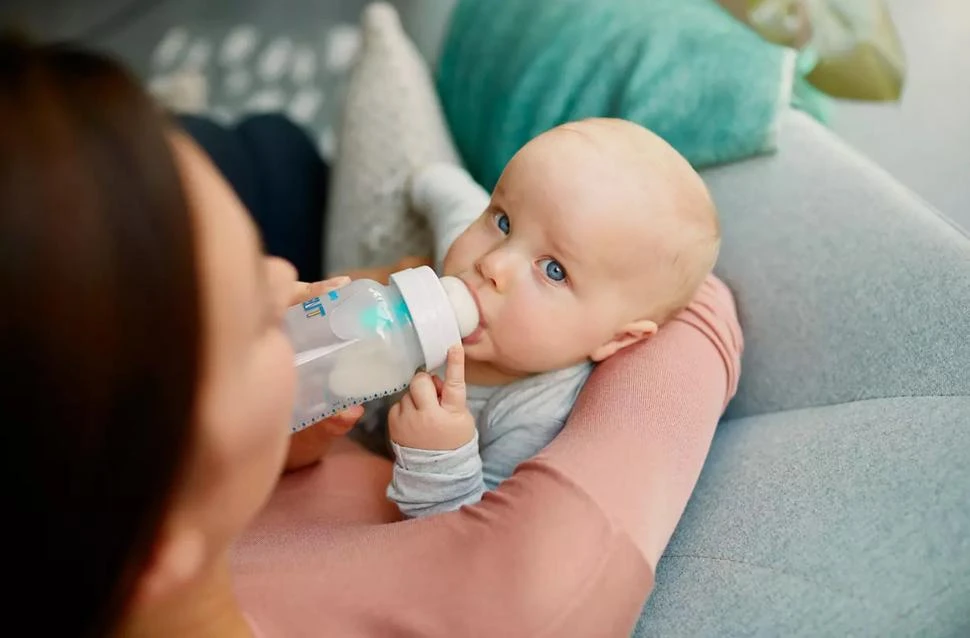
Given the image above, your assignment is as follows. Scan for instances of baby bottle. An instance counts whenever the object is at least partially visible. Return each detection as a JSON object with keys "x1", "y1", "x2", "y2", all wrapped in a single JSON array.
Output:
[{"x1": 285, "y1": 266, "x2": 479, "y2": 433}]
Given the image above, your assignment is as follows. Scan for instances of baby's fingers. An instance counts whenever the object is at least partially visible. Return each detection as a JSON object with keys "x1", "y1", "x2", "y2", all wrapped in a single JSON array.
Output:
[
  {"x1": 409, "y1": 372, "x2": 439, "y2": 410},
  {"x1": 398, "y1": 391, "x2": 416, "y2": 413},
  {"x1": 440, "y1": 345, "x2": 466, "y2": 412},
  {"x1": 431, "y1": 374, "x2": 445, "y2": 397}
]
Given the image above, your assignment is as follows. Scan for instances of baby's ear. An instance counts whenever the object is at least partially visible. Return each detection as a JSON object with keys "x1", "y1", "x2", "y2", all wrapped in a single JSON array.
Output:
[{"x1": 589, "y1": 319, "x2": 658, "y2": 362}]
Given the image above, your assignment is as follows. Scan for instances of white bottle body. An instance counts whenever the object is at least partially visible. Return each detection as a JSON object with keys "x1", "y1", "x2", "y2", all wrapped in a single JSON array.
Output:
[{"x1": 285, "y1": 279, "x2": 424, "y2": 433}]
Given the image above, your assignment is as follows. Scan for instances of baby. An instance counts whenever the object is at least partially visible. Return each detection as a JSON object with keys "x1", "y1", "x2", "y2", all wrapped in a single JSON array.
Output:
[{"x1": 386, "y1": 118, "x2": 719, "y2": 517}]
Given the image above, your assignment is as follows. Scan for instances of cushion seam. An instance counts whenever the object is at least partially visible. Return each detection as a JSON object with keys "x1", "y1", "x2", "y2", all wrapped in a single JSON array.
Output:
[{"x1": 730, "y1": 392, "x2": 970, "y2": 421}]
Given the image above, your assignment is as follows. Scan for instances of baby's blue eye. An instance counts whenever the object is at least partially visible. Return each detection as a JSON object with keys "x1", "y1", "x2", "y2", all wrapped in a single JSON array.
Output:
[
  {"x1": 494, "y1": 213, "x2": 510, "y2": 235},
  {"x1": 539, "y1": 258, "x2": 567, "y2": 282}
]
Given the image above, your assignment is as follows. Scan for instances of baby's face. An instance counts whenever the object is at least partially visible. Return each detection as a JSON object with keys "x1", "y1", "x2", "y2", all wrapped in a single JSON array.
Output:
[{"x1": 443, "y1": 123, "x2": 695, "y2": 376}]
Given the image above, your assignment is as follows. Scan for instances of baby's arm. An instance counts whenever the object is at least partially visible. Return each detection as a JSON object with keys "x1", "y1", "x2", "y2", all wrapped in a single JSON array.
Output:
[
  {"x1": 390, "y1": 365, "x2": 590, "y2": 516},
  {"x1": 410, "y1": 164, "x2": 490, "y2": 270},
  {"x1": 388, "y1": 415, "x2": 568, "y2": 517},
  {"x1": 388, "y1": 433, "x2": 485, "y2": 518},
  {"x1": 388, "y1": 417, "x2": 566, "y2": 517},
  {"x1": 386, "y1": 346, "x2": 485, "y2": 518}
]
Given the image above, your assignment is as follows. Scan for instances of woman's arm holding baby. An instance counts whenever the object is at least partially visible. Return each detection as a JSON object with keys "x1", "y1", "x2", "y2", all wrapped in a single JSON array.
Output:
[
  {"x1": 263, "y1": 275, "x2": 742, "y2": 637},
  {"x1": 261, "y1": 147, "x2": 740, "y2": 633},
  {"x1": 540, "y1": 275, "x2": 742, "y2": 568}
]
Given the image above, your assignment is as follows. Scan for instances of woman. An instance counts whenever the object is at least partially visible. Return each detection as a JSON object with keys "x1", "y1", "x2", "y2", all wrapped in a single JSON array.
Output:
[{"x1": 1, "y1": 38, "x2": 741, "y2": 637}]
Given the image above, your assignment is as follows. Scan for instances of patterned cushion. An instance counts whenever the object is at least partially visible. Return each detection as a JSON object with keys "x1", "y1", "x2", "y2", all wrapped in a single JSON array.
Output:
[{"x1": 324, "y1": 2, "x2": 460, "y2": 274}]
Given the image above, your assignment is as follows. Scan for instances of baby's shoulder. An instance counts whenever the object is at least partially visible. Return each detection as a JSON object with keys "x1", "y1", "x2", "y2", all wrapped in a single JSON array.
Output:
[{"x1": 484, "y1": 362, "x2": 593, "y2": 426}]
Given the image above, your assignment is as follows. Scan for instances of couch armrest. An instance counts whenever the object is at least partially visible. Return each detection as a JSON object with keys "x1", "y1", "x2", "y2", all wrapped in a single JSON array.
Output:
[{"x1": 704, "y1": 109, "x2": 970, "y2": 419}]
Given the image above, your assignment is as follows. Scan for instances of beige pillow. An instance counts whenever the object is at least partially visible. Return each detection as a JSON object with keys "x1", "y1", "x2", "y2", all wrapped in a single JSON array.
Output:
[{"x1": 324, "y1": 2, "x2": 461, "y2": 275}]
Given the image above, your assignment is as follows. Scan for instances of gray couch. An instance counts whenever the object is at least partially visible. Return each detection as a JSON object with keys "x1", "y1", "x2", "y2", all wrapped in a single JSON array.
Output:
[
  {"x1": 645, "y1": 110, "x2": 970, "y2": 636},
  {"x1": 400, "y1": 2, "x2": 970, "y2": 635}
]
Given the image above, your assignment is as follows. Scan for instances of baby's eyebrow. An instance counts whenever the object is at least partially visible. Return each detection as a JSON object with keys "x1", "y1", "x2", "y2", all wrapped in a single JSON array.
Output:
[
  {"x1": 549, "y1": 231, "x2": 582, "y2": 269},
  {"x1": 488, "y1": 193, "x2": 507, "y2": 212}
]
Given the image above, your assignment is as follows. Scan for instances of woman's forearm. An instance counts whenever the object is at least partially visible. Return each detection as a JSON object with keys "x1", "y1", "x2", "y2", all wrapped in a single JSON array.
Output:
[{"x1": 538, "y1": 275, "x2": 742, "y2": 567}]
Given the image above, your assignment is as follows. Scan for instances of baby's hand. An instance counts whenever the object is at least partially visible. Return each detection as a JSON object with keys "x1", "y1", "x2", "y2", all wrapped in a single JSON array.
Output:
[{"x1": 389, "y1": 346, "x2": 476, "y2": 451}]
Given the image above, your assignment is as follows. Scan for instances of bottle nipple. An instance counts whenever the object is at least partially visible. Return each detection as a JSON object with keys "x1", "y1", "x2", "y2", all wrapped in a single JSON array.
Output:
[{"x1": 439, "y1": 277, "x2": 480, "y2": 338}]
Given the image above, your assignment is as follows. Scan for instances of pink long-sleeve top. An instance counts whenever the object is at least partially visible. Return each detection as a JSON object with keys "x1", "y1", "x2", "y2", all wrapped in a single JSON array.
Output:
[{"x1": 232, "y1": 275, "x2": 743, "y2": 637}]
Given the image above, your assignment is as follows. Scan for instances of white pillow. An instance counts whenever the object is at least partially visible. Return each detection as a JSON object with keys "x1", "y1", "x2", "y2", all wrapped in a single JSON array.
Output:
[{"x1": 324, "y1": 2, "x2": 461, "y2": 274}]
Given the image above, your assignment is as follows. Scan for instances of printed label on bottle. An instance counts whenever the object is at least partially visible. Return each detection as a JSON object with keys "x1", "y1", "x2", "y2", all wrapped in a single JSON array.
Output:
[{"x1": 301, "y1": 290, "x2": 340, "y2": 319}]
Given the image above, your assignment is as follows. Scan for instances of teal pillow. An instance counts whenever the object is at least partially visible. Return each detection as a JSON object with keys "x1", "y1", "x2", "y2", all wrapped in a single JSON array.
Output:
[{"x1": 437, "y1": 0, "x2": 828, "y2": 190}]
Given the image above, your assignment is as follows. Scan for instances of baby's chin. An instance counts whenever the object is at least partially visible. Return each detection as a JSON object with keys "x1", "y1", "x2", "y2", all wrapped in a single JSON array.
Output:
[
  {"x1": 461, "y1": 336, "x2": 519, "y2": 375},
  {"x1": 460, "y1": 332, "x2": 490, "y2": 361}
]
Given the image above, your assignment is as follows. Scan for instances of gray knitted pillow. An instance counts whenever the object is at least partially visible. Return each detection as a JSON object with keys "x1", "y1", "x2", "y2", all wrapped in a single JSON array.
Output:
[{"x1": 324, "y1": 2, "x2": 461, "y2": 274}]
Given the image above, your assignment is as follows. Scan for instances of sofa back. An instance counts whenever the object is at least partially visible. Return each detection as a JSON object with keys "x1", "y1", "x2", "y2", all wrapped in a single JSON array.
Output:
[{"x1": 706, "y1": 110, "x2": 970, "y2": 419}]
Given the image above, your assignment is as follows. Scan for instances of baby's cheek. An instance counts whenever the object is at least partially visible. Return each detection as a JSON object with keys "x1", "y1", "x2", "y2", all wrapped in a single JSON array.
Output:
[
  {"x1": 444, "y1": 228, "x2": 478, "y2": 265},
  {"x1": 442, "y1": 244, "x2": 470, "y2": 277},
  {"x1": 499, "y1": 315, "x2": 553, "y2": 361}
]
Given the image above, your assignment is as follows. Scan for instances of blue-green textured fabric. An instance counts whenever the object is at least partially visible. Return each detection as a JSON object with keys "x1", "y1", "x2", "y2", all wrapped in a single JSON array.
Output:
[{"x1": 436, "y1": 0, "x2": 825, "y2": 190}]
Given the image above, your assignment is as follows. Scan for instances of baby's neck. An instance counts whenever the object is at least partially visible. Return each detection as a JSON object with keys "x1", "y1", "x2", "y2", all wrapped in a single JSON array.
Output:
[{"x1": 463, "y1": 357, "x2": 529, "y2": 387}]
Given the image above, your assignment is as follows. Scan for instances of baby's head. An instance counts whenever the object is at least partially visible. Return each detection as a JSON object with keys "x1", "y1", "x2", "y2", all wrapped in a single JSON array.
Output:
[{"x1": 444, "y1": 118, "x2": 719, "y2": 377}]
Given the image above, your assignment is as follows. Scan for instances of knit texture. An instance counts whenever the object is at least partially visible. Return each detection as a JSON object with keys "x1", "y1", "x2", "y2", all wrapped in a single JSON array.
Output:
[{"x1": 324, "y1": 3, "x2": 460, "y2": 273}]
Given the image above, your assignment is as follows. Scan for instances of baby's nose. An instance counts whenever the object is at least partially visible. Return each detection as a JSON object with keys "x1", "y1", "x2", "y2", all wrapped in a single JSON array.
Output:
[{"x1": 476, "y1": 250, "x2": 510, "y2": 291}]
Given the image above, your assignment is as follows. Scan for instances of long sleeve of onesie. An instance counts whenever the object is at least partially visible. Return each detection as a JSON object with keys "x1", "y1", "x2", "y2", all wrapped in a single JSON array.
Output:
[{"x1": 388, "y1": 362, "x2": 593, "y2": 518}]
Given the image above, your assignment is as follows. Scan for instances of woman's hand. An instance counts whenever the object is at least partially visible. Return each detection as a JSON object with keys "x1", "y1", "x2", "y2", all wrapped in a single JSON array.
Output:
[
  {"x1": 284, "y1": 275, "x2": 362, "y2": 472},
  {"x1": 284, "y1": 405, "x2": 365, "y2": 472}
]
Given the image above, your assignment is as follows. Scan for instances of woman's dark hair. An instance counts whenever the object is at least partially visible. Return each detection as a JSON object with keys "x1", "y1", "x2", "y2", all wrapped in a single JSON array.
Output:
[{"x1": 0, "y1": 35, "x2": 201, "y2": 636}]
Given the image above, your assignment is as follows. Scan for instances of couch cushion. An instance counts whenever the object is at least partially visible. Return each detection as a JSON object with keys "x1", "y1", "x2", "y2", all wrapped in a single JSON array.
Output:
[
  {"x1": 636, "y1": 396, "x2": 970, "y2": 636},
  {"x1": 705, "y1": 110, "x2": 970, "y2": 419}
]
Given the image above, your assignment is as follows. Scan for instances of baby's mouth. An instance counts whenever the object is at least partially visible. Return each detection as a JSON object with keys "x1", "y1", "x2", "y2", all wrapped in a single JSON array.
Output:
[
  {"x1": 462, "y1": 322, "x2": 485, "y2": 345},
  {"x1": 459, "y1": 277, "x2": 487, "y2": 345}
]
